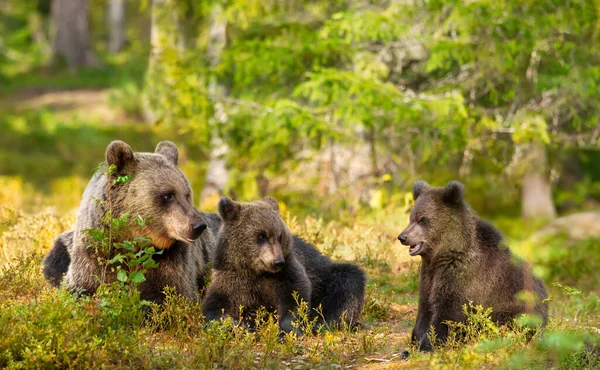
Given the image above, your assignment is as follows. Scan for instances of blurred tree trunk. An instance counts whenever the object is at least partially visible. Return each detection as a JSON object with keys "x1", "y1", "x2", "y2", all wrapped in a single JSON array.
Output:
[
  {"x1": 51, "y1": 0, "x2": 97, "y2": 69},
  {"x1": 200, "y1": 5, "x2": 229, "y2": 203},
  {"x1": 368, "y1": 126, "x2": 380, "y2": 177},
  {"x1": 107, "y1": 0, "x2": 126, "y2": 53},
  {"x1": 521, "y1": 144, "x2": 556, "y2": 219},
  {"x1": 144, "y1": 0, "x2": 181, "y2": 123}
]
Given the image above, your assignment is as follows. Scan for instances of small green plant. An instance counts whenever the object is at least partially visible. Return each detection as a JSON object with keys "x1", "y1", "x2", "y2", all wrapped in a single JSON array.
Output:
[
  {"x1": 530, "y1": 233, "x2": 600, "y2": 291},
  {"x1": 290, "y1": 291, "x2": 320, "y2": 337},
  {"x1": 146, "y1": 287, "x2": 204, "y2": 335},
  {"x1": 443, "y1": 303, "x2": 501, "y2": 347},
  {"x1": 362, "y1": 283, "x2": 392, "y2": 322},
  {"x1": 79, "y1": 164, "x2": 164, "y2": 300}
]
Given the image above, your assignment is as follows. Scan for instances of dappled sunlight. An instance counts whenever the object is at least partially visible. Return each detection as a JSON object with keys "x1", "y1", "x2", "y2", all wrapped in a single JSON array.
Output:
[{"x1": 1, "y1": 0, "x2": 599, "y2": 368}]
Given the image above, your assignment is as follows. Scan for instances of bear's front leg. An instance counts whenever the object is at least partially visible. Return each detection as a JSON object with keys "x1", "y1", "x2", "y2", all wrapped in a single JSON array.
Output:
[
  {"x1": 426, "y1": 299, "x2": 466, "y2": 350},
  {"x1": 202, "y1": 287, "x2": 231, "y2": 323},
  {"x1": 277, "y1": 272, "x2": 312, "y2": 336},
  {"x1": 412, "y1": 297, "x2": 433, "y2": 351}
]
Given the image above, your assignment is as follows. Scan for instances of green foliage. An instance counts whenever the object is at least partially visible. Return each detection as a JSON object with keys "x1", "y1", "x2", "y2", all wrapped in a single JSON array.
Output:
[
  {"x1": 531, "y1": 235, "x2": 600, "y2": 291},
  {"x1": 136, "y1": 0, "x2": 600, "y2": 209},
  {"x1": 82, "y1": 165, "x2": 163, "y2": 294},
  {"x1": 427, "y1": 297, "x2": 600, "y2": 369},
  {"x1": 108, "y1": 81, "x2": 146, "y2": 119},
  {"x1": 0, "y1": 254, "x2": 148, "y2": 369},
  {"x1": 362, "y1": 283, "x2": 393, "y2": 322},
  {"x1": 0, "y1": 1, "x2": 50, "y2": 80}
]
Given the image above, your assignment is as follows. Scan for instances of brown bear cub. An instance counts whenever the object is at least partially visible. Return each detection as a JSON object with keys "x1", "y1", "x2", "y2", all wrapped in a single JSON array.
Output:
[
  {"x1": 398, "y1": 180, "x2": 548, "y2": 352},
  {"x1": 42, "y1": 140, "x2": 219, "y2": 304},
  {"x1": 202, "y1": 197, "x2": 366, "y2": 334}
]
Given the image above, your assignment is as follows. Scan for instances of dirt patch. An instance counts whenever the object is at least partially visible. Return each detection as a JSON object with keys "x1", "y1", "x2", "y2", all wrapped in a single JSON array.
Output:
[{"x1": 0, "y1": 88, "x2": 132, "y2": 125}]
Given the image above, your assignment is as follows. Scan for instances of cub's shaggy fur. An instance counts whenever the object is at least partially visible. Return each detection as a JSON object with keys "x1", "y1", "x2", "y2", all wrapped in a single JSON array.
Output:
[
  {"x1": 398, "y1": 180, "x2": 548, "y2": 351},
  {"x1": 202, "y1": 197, "x2": 366, "y2": 333}
]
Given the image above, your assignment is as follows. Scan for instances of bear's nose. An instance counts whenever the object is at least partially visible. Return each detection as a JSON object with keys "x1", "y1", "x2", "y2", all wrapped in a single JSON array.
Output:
[
  {"x1": 273, "y1": 257, "x2": 285, "y2": 270},
  {"x1": 398, "y1": 234, "x2": 408, "y2": 244},
  {"x1": 191, "y1": 221, "x2": 207, "y2": 239}
]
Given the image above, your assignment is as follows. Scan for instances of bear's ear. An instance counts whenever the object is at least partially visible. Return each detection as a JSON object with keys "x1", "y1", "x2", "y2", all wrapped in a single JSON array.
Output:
[
  {"x1": 106, "y1": 140, "x2": 136, "y2": 173},
  {"x1": 412, "y1": 180, "x2": 430, "y2": 201},
  {"x1": 218, "y1": 197, "x2": 241, "y2": 222},
  {"x1": 262, "y1": 197, "x2": 279, "y2": 212},
  {"x1": 155, "y1": 141, "x2": 178, "y2": 166},
  {"x1": 443, "y1": 181, "x2": 465, "y2": 206}
]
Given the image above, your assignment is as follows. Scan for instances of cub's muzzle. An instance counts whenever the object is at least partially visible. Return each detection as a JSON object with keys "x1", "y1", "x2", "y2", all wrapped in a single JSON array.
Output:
[
  {"x1": 272, "y1": 257, "x2": 285, "y2": 271},
  {"x1": 398, "y1": 234, "x2": 408, "y2": 245}
]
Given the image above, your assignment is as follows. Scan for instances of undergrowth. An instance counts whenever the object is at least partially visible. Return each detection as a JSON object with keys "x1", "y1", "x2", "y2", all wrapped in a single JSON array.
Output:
[{"x1": 0, "y1": 205, "x2": 599, "y2": 369}]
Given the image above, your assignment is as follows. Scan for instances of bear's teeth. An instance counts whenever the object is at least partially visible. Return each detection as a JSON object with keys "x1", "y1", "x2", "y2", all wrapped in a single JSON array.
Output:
[{"x1": 409, "y1": 243, "x2": 422, "y2": 255}]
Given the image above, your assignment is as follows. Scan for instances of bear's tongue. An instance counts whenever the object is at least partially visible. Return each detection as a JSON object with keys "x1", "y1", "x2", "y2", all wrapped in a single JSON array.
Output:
[{"x1": 409, "y1": 242, "x2": 423, "y2": 256}]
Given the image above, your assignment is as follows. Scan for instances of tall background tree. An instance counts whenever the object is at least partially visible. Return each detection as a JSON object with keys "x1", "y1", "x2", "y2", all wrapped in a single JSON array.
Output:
[
  {"x1": 51, "y1": 0, "x2": 97, "y2": 68},
  {"x1": 107, "y1": 0, "x2": 126, "y2": 53},
  {"x1": 200, "y1": 3, "x2": 229, "y2": 203}
]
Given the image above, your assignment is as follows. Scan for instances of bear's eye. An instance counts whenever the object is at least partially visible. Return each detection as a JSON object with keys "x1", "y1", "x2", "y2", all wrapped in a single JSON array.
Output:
[
  {"x1": 161, "y1": 192, "x2": 175, "y2": 202},
  {"x1": 418, "y1": 217, "x2": 429, "y2": 225},
  {"x1": 257, "y1": 232, "x2": 268, "y2": 243}
]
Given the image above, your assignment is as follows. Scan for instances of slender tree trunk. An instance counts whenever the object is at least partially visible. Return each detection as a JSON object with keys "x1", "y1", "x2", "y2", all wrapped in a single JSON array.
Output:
[
  {"x1": 107, "y1": 0, "x2": 126, "y2": 53},
  {"x1": 200, "y1": 5, "x2": 229, "y2": 203},
  {"x1": 51, "y1": 0, "x2": 97, "y2": 69},
  {"x1": 143, "y1": 0, "x2": 181, "y2": 123},
  {"x1": 368, "y1": 125, "x2": 380, "y2": 177},
  {"x1": 521, "y1": 144, "x2": 556, "y2": 219}
]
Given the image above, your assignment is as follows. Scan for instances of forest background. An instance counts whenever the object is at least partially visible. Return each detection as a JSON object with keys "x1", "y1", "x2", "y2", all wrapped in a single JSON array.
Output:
[{"x1": 0, "y1": 0, "x2": 599, "y2": 368}]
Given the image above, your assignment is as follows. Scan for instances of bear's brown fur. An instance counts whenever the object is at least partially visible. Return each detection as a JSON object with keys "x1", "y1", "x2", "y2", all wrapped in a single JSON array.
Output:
[
  {"x1": 43, "y1": 140, "x2": 218, "y2": 304},
  {"x1": 202, "y1": 197, "x2": 366, "y2": 334},
  {"x1": 398, "y1": 180, "x2": 548, "y2": 351}
]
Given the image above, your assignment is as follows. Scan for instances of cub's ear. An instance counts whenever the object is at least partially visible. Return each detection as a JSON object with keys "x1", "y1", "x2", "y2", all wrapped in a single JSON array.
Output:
[
  {"x1": 155, "y1": 141, "x2": 179, "y2": 165},
  {"x1": 262, "y1": 197, "x2": 280, "y2": 212},
  {"x1": 106, "y1": 140, "x2": 136, "y2": 173},
  {"x1": 218, "y1": 197, "x2": 241, "y2": 222},
  {"x1": 443, "y1": 181, "x2": 465, "y2": 206},
  {"x1": 412, "y1": 180, "x2": 430, "y2": 201}
]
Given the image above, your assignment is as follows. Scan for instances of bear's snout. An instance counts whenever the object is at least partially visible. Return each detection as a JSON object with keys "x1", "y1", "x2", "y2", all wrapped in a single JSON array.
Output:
[
  {"x1": 398, "y1": 234, "x2": 408, "y2": 244},
  {"x1": 272, "y1": 257, "x2": 285, "y2": 270}
]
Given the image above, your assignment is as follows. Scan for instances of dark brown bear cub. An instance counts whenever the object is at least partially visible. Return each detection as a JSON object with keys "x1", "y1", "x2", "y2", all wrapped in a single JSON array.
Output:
[
  {"x1": 202, "y1": 197, "x2": 366, "y2": 334},
  {"x1": 398, "y1": 180, "x2": 548, "y2": 352}
]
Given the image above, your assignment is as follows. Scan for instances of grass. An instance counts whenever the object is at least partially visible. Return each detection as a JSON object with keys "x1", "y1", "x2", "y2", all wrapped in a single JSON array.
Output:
[
  {"x1": 0, "y1": 202, "x2": 599, "y2": 369},
  {"x1": 0, "y1": 51, "x2": 148, "y2": 98}
]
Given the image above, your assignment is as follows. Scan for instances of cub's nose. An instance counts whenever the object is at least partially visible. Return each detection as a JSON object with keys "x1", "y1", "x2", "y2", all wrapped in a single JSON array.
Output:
[
  {"x1": 398, "y1": 234, "x2": 408, "y2": 245},
  {"x1": 273, "y1": 257, "x2": 285, "y2": 270},
  {"x1": 191, "y1": 221, "x2": 207, "y2": 239}
]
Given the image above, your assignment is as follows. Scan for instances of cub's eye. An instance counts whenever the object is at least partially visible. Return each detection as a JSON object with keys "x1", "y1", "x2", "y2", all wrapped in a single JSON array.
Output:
[
  {"x1": 161, "y1": 192, "x2": 175, "y2": 202},
  {"x1": 257, "y1": 232, "x2": 268, "y2": 243},
  {"x1": 418, "y1": 217, "x2": 429, "y2": 225}
]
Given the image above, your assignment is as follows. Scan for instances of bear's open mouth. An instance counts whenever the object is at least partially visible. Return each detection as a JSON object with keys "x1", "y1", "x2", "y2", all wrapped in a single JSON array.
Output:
[{"x1": 409, "y1": 242, "x2": 423, "y2": 256}]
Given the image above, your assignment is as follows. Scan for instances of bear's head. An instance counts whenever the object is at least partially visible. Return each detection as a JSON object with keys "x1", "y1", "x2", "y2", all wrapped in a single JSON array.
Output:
[
  {"x1": 216, "y1": 196, "x2": 293, "y2": 274},
  {"x1": 398, "y1": 180, "x2": 468, "y2": 258},
  {"x1": 105, "y1": 140, "x2": 206, "y2": 249}
]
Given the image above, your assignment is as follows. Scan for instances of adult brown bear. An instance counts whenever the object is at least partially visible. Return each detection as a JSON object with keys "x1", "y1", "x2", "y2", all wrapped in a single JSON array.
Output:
[{"x1": 43, "y1": 140, "x2": 219, "y2": 304}]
